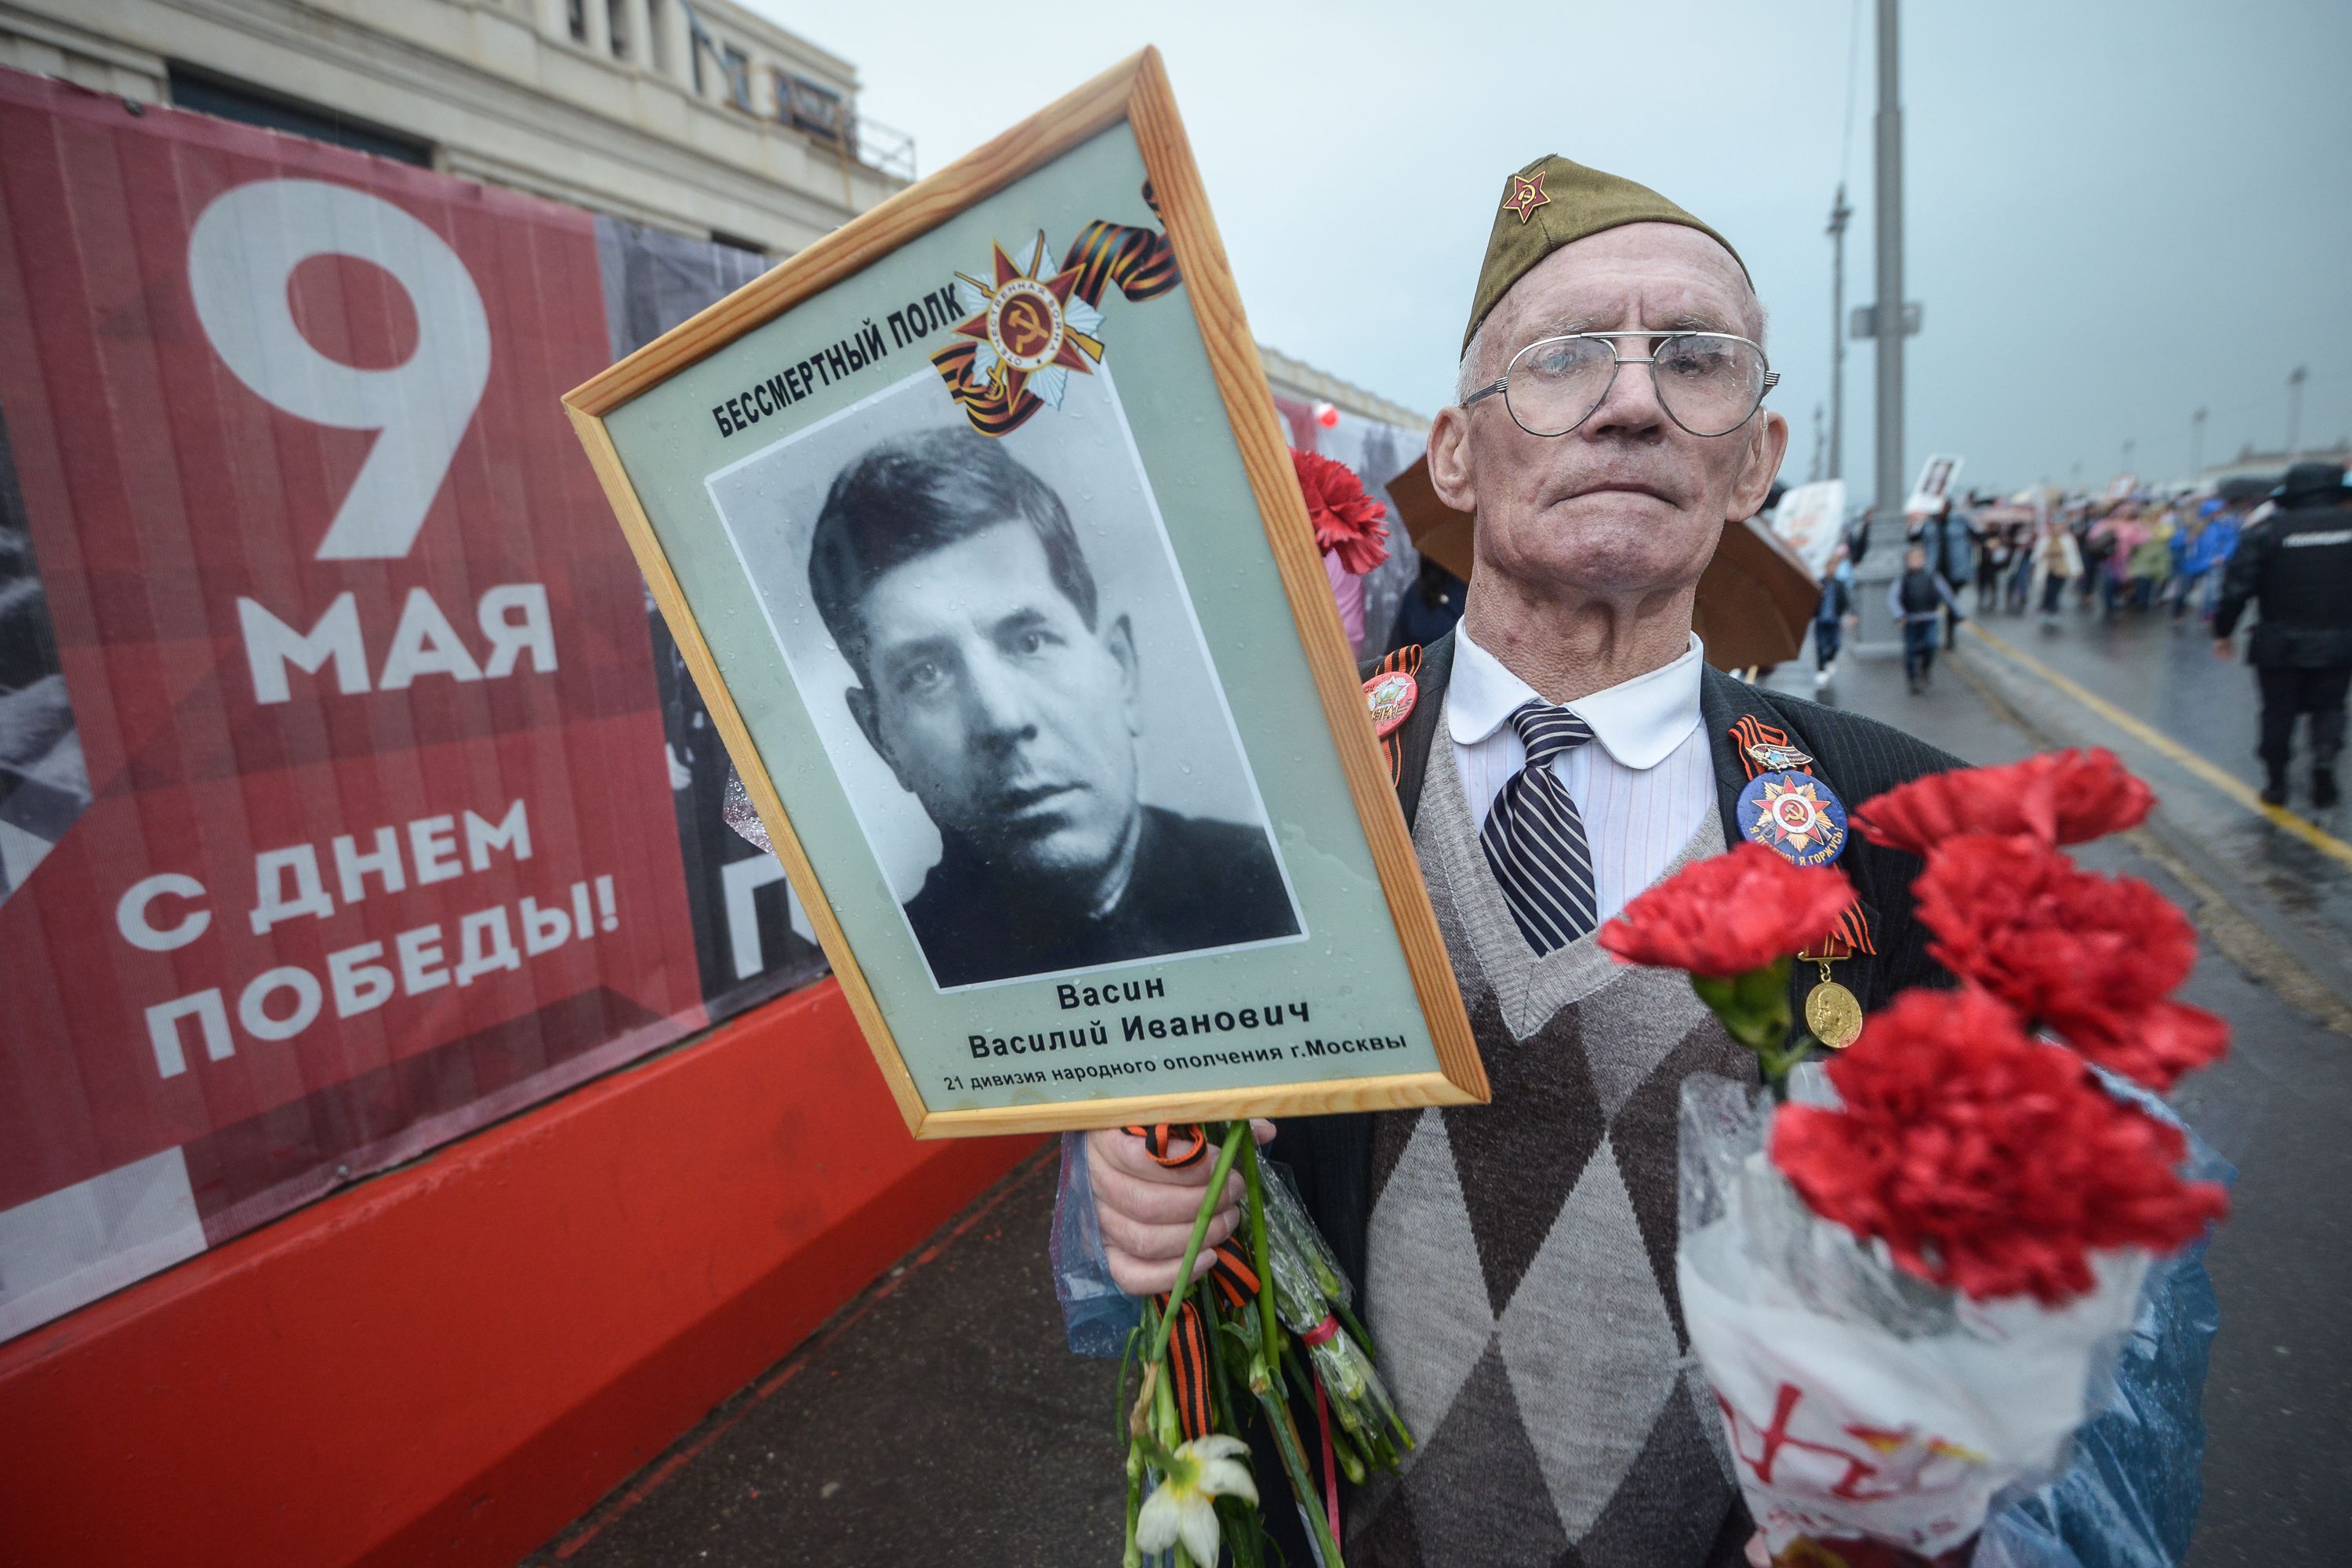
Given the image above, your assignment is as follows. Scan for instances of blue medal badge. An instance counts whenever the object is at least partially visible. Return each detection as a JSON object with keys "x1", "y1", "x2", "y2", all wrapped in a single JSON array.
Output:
[{"x1": 1737, "y1": 770, "x2": 1849, "y2": 868}]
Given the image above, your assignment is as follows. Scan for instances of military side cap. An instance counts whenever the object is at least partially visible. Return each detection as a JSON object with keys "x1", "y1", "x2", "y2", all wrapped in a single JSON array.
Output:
[{"x1": 1465, "y1": 154, "x2": 1747, "y2": 353}]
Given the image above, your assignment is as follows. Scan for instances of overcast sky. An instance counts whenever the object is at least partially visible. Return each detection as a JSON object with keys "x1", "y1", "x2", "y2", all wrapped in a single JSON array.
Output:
[{"x1": 764, "y1": 0, "x2": 2352, "y2": 507}]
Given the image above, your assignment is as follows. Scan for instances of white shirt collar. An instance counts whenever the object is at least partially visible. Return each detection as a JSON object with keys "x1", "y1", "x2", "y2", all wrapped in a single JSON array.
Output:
[{"x1": 1446, "y1": 625, "x2": 1704, "y2": 771}]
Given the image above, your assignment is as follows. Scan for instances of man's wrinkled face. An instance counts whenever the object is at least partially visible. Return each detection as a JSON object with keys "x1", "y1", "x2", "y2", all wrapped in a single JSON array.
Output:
[
  {"x1": 1432, "y1": 223, "x2": 1787, "y2": 601},
  {"x1": 847, "y1": 520, "x2": 1142, "y2": 889}
]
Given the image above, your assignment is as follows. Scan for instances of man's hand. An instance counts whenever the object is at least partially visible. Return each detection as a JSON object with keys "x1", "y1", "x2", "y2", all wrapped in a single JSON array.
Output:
[
  {"x1": 1087, "y1": 1121, "x2": 1276, "y2": 1294},
  {"x1": 2212, "y1": 637, "x2": 2234, "y2": 662}
]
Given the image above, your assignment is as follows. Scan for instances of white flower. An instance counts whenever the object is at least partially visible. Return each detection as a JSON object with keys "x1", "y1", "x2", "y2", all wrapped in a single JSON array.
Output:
[{"x1": 1136, "y1": 1434, "x2": 1258, "y2": 1565}]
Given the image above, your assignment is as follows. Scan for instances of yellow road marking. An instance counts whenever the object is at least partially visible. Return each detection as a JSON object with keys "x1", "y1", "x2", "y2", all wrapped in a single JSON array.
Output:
[{"x1": 1962, "y1": 622, "x2": 2352, "y2": 873}]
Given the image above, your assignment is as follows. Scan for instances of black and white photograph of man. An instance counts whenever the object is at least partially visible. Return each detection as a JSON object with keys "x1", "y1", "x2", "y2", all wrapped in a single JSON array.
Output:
[{"x1": 710, "y1": 369, "x2": 1301, "y2": 990}]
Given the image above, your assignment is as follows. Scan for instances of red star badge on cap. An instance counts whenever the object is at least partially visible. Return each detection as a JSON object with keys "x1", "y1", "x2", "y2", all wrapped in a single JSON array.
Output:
[{"x1": 1501, "y1": 170, "x2": 1550, "y2": 223}]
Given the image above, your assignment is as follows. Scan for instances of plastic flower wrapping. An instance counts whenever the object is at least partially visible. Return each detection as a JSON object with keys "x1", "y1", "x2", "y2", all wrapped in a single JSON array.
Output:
[{"x1": 1603, "y1": 749, "x2": 2231, "y2": 1567}]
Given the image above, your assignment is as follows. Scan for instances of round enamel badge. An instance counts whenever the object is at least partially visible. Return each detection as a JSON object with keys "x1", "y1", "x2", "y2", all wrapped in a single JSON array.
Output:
[
  {"x1": 1363, "y1": 670, "x2": 1417, "y2": 737},
  {"x1": 1737, "y1": 771, "x2": 1849, "y2": 867},
  {"x1": 988, "y1": 277, "x2": 1066, "y2": 370}
]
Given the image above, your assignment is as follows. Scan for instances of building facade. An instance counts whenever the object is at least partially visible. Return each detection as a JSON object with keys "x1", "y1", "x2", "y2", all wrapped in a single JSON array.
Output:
[{"x1": 0, "y1": 0, "x2": 908, "y2": 252}]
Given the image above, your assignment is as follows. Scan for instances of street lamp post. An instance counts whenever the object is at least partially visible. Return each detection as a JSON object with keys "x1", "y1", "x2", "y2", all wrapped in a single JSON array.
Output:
[
  {"x1": 1827, "y1": 183, "x2": 1852, "y2": 481},
  {"x1": 2192, "y1": 406, "x2": 2206, "y2": 480},
  {"x1": 1872, "y1": 0, "x2": 1904, "y2": 519},
  {"x1": 2287, "y1": 365, "x2": 2308, "y2": 459}
]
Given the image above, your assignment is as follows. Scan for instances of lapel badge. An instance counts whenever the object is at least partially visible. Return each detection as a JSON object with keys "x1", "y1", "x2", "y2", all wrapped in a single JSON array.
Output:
[
  {"x1": 1737, "y1": 771, "x2": 1849, "y2": 867},
  {"x1": 1745, "y1": 740, "x2": 1816, "y2": 772},
  {"x1": 1501, "y1": 170, "x2": 1550, "y2": 224},
  {"x1": 1363, "y1": 670, "x2": 1418, "y2": 737}
]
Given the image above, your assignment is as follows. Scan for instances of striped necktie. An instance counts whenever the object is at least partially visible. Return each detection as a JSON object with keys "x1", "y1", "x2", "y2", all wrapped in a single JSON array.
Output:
[{"x1": 1479, "y1": 701, "x2": 1599, "y2": 954}]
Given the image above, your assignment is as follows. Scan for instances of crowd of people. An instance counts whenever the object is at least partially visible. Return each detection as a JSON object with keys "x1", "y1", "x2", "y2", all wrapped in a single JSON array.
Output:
[
  {"x1": 1809, "y1": 487, "x2": 2263, "y2": 695},
  {"x1": 1922, "y1": 489, "x2": 2251, "y2": 625},
  {"x1": 1800, "y1": 463, "x2": 2352, "y2": 813}
]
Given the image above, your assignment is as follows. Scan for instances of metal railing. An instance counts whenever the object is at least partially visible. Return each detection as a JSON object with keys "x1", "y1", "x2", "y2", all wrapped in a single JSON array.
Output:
[{"x1": 854, "y1": 117, "x2": 916, "y2": 182}]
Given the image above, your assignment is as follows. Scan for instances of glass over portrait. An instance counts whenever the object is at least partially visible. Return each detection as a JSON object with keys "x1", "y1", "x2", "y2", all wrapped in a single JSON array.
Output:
[{"x1": 707, "y1": 366, "x2": 1305, "y2": 993}]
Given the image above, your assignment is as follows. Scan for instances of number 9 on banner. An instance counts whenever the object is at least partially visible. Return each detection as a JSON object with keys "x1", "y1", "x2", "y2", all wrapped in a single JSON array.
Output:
[{"x1": 187, "y1": 179, "x2": 491, "y2": 561}]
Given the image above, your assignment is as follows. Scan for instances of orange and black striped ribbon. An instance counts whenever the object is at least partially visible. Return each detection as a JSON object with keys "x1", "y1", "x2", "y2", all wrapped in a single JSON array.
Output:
[
  {"x1": 1061, "y1": 181, "x2": 1181, "y2": 307},
  {"x1": 1152, "y1": 1241, "x2": 1260, "y2": 1441},
  {"x1": 1163, "y1": 1297, "x2": 1215, "y2": 1440},
  {"x1": 1369, "y1": 641, "x2": 1424, "y2": 785},
  {"x1": 927, "y1": 339, "x2": 1032, "y2": 437},
  {"x1": 1123, "y1": 1123, "x2": 1210, "y2": 1169},
  {"x1": 930, "y1": 181, "x2": 1181, "y2": 437},
  {"x1": 1729, "y1": 714, "x2": 1875, "y2": 957}
]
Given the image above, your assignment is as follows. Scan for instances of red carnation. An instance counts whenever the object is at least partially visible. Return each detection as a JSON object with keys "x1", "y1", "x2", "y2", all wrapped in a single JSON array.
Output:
[
  {"x1": 1291, "y1": 448, "x2": 1390, "y2": 576},
  {"x1": 1599, "y1": 842, "x2": 1857, "y2": 979},
  {"x1": 1771, "y1": 988, "x2": 2228, "y2": 1304},
  {"x1": 1911, "y1": 834, "x2": 2198, "y2": 1059},
  {"x1": 2064, "y1": 999, "x2": 2230, "y2": 1092},
  {"x1": 1851, "y1": 749, "x2": 2154, "y2": 857}
]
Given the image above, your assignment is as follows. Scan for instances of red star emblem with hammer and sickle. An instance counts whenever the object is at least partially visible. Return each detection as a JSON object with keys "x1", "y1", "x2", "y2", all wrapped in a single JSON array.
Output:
[{"x1": 1501, "y1": 169, "x2": 1550, "y2": 223}]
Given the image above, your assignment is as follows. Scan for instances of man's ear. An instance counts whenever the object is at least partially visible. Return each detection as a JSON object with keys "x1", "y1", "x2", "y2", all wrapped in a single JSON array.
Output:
[
  {"x1": 1104, "y1": 613, "x2": 1141, "y2": 736},
  {"x1": 1728, "y1": 409, "x2": 1791, "y2": 523},
  {"x1": 1427, "y1": 405, "x2": 1477, "y2": 516},
  {"x1": 846, "y1": 683, "x2": 916, "y2": 795}
]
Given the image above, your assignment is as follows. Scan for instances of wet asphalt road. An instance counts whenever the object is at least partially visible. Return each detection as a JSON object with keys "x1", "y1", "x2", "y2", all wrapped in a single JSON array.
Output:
[{"x1": 528, "y1": 583, "x2": 2352, "y2": 1568}]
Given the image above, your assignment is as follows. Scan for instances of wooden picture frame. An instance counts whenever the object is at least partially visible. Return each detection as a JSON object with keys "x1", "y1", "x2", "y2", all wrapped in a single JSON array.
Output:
[{"x1": 564, "y1": 48, "x2": 1484, "y2": 1136}]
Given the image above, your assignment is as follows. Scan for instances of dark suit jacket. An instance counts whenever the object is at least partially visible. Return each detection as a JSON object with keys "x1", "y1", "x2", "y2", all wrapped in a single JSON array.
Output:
[
  {"x1": 906, "y1": 805, "x2": 1297, "y2": 988},
  {"x1": 1272, "y1": 630, "x2": 1961, "y2": 1319}
]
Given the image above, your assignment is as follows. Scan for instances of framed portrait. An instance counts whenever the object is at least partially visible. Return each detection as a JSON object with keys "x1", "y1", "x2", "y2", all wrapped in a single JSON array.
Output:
[{"x1": 564, "y1": 49, "x2": 1484, "y2": 1135}]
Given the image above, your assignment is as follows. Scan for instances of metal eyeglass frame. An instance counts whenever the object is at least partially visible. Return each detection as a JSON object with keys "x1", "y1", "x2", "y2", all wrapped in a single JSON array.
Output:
[{"x1": 1461, "y1": 331, "x2": 1780, "y2": 439}]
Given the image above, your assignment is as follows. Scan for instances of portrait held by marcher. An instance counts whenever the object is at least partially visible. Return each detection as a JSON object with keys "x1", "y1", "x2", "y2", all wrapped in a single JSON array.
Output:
[{"x1": 568, "y1": 50, "x2": 1488, "y2": 1141}]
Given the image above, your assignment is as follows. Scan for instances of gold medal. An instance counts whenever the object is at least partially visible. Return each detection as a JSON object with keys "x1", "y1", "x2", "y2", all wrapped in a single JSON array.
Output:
[{"x1": 1805, "y1": 979, "x2": 1864, "y2": 1049}]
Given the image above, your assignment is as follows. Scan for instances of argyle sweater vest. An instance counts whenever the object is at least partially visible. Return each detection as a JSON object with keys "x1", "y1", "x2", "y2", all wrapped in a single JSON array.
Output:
[{"x1": 1345, "y1": 699, "x2": 1759, "y2": 1568}]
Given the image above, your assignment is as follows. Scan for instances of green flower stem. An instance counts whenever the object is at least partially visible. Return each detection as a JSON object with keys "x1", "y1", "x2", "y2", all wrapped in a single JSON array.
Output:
[
  {"x1": 1754, "y1": 1031, "x2": 1821, "y2": 1101},
  {"x1": 1328, "y1": 1421, "x2": 1368, "y2": 1485},
  {"x1": 1332, "y1": 1294, "x2": 1377, "y2": 1363},
  {"x1": 1220, "y1": 1494, "x2": 1265, "y2": 1568},
  {"x1": 1150, "y1": 1121, "x2": 1251, "y2": 1372},
  {"x1": 1122, "y1": 1439, "x2": 1144, "y2": 1568},
  {"x1": 1117, "y1": 1323, "x2": 1142, "y2": 1436},
  {"x1": 1253, "y1": 1367, "x2": 1346, "y2": 1568},
  {"x1": 1691, "y1": 957, "x2": 1810, "y2": 1097},
  {"x1": 1241, "y1": 1138, "x2": 1280, "y2": 1373},
  {"x1": 1196, "y1": 1261, "x2": 1240, "y2": 1436},
  {"x1": 1385, "y1": 1401, "x2": 1415, "y2": 1454},
  {"x1": 1154, "y1": 1338, "x2": 1181, "y2": 1448}
]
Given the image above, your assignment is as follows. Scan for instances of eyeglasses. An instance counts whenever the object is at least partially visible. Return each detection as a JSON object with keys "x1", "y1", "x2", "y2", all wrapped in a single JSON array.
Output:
[{"x1": 1462, "y1": 332, "x2": 1779, "y2": 439}]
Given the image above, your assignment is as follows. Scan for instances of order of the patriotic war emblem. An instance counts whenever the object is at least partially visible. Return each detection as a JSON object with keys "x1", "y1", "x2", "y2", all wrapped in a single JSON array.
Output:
[
  {"x1": 1737, "y1": 771, "x2": 1849, "y2": 867},
  {"x1": 927, "y1": 186, "x2": 1181, "y2": 438}
]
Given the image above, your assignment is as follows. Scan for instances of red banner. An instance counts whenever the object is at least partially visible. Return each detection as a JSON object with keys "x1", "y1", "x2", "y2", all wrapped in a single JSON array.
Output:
[{"x1": 0, "y1": 74, "x2": 813, "y2": 1338}]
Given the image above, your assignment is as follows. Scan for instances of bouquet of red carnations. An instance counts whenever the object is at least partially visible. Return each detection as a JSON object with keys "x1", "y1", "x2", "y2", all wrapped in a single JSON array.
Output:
[{"x1": 1599, "y1": 750, "x2": 2230, "y2": 1568}]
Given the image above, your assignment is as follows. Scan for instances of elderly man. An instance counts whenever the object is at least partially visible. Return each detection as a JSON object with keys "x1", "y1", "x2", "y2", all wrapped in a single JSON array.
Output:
[{"x1": 1064, "y1": 158, "x2": 2201, "y2": 1566}]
